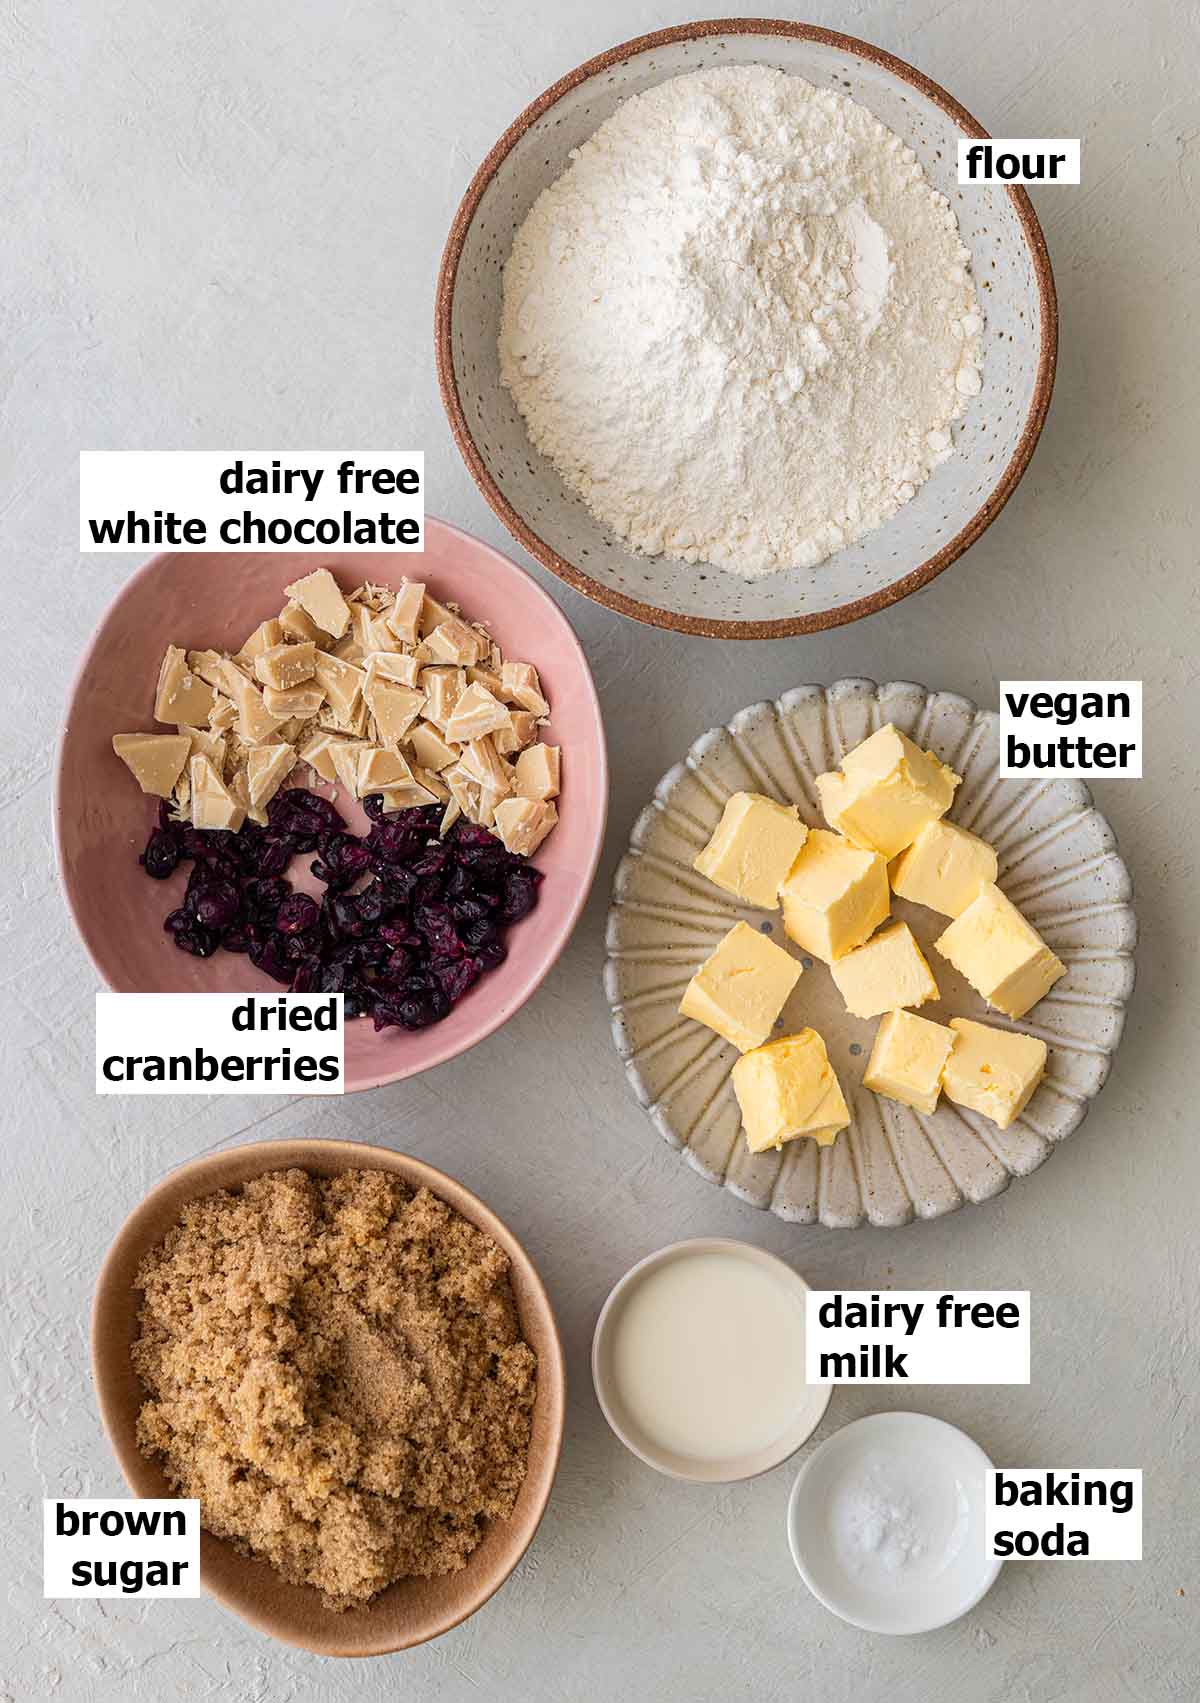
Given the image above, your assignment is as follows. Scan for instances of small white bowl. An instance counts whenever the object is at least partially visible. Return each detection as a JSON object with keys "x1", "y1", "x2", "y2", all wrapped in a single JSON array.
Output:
[
  {"x1": 591, "y1": 1238, "x2": 831, "y2": 1482},
  {"x1": 786, "y1": 1411, "x2": 1002, "y2": 1634}
]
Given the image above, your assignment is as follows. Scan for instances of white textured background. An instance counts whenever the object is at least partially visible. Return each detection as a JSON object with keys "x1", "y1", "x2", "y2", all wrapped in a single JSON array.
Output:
[{"x1": 3, "y1": 0, "x2": 1198, "y2": 1697}]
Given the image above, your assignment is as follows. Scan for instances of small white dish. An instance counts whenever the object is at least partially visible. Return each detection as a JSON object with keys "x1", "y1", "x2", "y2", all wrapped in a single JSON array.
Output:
[
  {"x1": 591, "y1": 1238, "x2": 831, "y2": 1483},
  {"x1": 787, "y1": 1411, "x2": 1001, "y2": 1634}
]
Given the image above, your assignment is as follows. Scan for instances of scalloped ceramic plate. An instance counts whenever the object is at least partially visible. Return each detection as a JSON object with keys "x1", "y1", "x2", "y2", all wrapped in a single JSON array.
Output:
[{"x1": 604, "y1": 680, "x2": 1136, "y2": 1228}]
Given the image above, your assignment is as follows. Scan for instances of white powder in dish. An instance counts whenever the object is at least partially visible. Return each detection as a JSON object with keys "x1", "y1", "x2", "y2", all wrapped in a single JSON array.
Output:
[{"x1": 499, "y1": 66, "x2": 982, "y2": 579}]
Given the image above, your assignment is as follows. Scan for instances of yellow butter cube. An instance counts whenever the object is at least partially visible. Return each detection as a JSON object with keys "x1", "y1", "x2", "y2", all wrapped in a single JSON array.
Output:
[
  {"x1": 934, "y1": 883, "x2": 1065, "y2": 1019},
  {"x1": 815, "y1": 724, "x2": 960, "y2": 859},
  {"x1": 942, "y1": 1017, "x2": 1047, "y2": 1129},
  {"x1": 693, "y1": 791, "x2": 810, "y2": 911},
  {"x1": 731, "y1": 1030, "x2": 851, "y2": 1154},
  {"x1": 830, "y1": 922, "x2": 939, "y2": 1020},
  {"x1": 864, "y1": 1010, "x2": 955, "y2": 1115},
  {"x1": 779, "y1": 829, "x2": 889, "y2": 963},
  {"x1": 678, "y1": 921, "x2": 802, "y2": 1053},
  {"x1": 890, "y1": 819, "x2": 998, "y2": 918}
]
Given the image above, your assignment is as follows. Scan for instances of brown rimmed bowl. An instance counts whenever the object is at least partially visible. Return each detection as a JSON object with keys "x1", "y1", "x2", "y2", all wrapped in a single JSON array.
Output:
[
  {"x1": 92, "y1": 1139, "x2": 566, "y2": 1656},
  {"x1": 436, "y1": 19, "x2": 1057, "y2": 640}
]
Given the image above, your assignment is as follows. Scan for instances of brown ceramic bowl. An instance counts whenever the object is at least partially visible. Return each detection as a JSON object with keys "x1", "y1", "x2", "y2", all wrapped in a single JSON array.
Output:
[
  {"x1": 437, "y1": 19, "x2": 1057, "y2": 639},
  {"x1": 92, "y1": 1139, "x2": 566, "y2": 1656}
]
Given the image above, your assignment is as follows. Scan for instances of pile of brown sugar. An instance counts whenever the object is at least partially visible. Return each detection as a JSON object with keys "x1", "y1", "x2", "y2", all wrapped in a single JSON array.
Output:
[{"x1": 132, "y1": 1168, "x2": 537, "y2": 1611}]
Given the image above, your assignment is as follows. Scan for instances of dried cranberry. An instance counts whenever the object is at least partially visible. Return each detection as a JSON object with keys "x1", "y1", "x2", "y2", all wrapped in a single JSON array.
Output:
[
  {"x1": 173, "y1": 926, "x2": 218, "y2": 958},
  {"x1": 276, "y1": 893, "x2": 319, "y2": 935},
  {"x1": 140, "y1": 828, "x2": 180, "y2": 879},
  {"x1": 499, "y1": 870, "x2": 542, "y2": 923}
]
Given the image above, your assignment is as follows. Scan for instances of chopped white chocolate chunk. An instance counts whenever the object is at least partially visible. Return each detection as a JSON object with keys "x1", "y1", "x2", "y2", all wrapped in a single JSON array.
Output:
[
  {"x1": 364, "y1": 677, "x2": 424, "y2": 744},
  {"x1": 178, "y1": 725, "x2": 227, "y2": 770},
  {"x1": 444, "y1": 681, "x2": 511, "y2": 743},
  {"x1": 284, "y1": 567, "x2": 351, "y2": 639},
  {"x1": 409, "y1": 721, "x2": 459, "y2": 772},
  {"x1": 500, "y1": 660, "x2": 549, "y2": 716},
  {"x1": 155, "y1": 644, "x2": 217, "y2": 726},
  {"x1": 246, "y1": 743, "x2": 296, "y2": 809},
  {"x1": 278, "y1": 600, "x2": 323, "y2": 643},
  {"x1": 459, "y1": 735, "x2": 513, "y2": 795},
  {"x1": 116, "y1": 572, "x2": 560, "y2": 854},
  {"x1": 515, "y1": 743, "x2": 560, "y2": 800},
  {"x1": 262, "y1": 679, "x2": 326, "y2": 719},
  {"x1": 312, "y1": 651, "x2": 366, "y2": 721},
  {"x1": 235, "y1": 618, "x2": 283, "y2": 667},
  {"x1": 112, "y1": 732, "x2": 191, "y2": 797},
  {"x1": 364, "y1": 651, "x2": 420, "y2": 688},
  {"x1": 421, "y1": 666, "x2": 466, "y2": 729},
  {"x1": 493, "y1": 710, "x2": 539, "y2": 755},
  {"x1": 385, "y1": 580, "x2": 425, "y2": 646},
  {"x1": 356, "y1": 747, "x2": 416, "y2": 796},
  {"x1": 254, "y1": 640, "x2": 316, "y2": 691},
  {"x1": 207, "y1": 695, "x2": 238, "y2": 732},
  {"x1": 493, "y1": 796, "x2": 557, "y2": 856},
  {"x1": 189, "y1": 754, "x2": 245, "y2": 831},
  {"x1": 422, "y1": 617, "x2": 487, "y2": 667}
]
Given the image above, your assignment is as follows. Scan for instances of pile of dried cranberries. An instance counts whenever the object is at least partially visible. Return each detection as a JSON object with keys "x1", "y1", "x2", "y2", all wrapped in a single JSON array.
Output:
[{"x1": 138, "y1": 788, "x2": 543, "y2": 1030}]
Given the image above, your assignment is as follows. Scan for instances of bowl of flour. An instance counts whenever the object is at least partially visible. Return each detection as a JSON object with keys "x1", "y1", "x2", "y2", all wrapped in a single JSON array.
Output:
[{"x1": 437, "y1": 21, "x2": 1056, "y2": 639}]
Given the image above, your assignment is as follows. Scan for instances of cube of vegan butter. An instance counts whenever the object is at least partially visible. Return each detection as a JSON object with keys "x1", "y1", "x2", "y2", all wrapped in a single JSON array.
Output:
[
  {"x1": 890, "y1": 819, "x2": 998, "y2": 918},
  {"x1": 284, "y1": 567, "x2": 351, "y2": 639},
  {"x1": 692, "y1": 792, "x2": 809, "y2": 911},
  {"x1": 514, "y1": 743, "x2": 560, "y2": 801},
  {"x1": 815, "y1": 724, "x2": 960, "y2": 859},
  {"x1": 678, "y1": 920, "x2": 802, "y2": 1053},
  {"x1": 254, "y1": 640, "x2": 316, "y2": 692},
  {"x1": 492, "y1": 795, "x2": 557, "y2": 855},
  {"x1": 942, "y1": 1017, "x2": 1047, "y2": 1129},
  {"x1": 779, "y1": 829, "x2": 889, "y2": 963},
  {"x1": 864, "y1": 1009, "x2": 955, "y2": 1115},
  {"x1": 112, "y1": 732, "x2": 191, "y2": 797},
  {"x1": 830, "y1": 922, "x2": 939, "y2": 1020},
  {"x1": 934, "y1": 883, "x2": 1065, "y2": 1019},
  {"x1": 731, "y1": 1029, "x2": 850, "y2": 1154},
  {"x1": 154, "y1": 644, "x2": 216, "y2": 726},
  {"x1": 189, "y1": 755, "x2": 244, "y2": 831}
]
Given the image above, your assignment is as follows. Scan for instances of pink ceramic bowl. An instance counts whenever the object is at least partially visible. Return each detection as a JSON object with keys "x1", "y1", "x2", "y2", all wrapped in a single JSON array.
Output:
[{"x1": 56, "y1": 520, "x2": 607, "y2": 1091}]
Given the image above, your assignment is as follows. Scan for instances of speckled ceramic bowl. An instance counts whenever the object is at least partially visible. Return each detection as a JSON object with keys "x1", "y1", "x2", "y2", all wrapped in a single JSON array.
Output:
[
  {"x1": 55, "y1": 522, "x2": 608, "y2": 1092},
  {"x1": 604, "y1": 680, "x2": 1136, "y2": 1228},
  {"x1": 437, "y1": 20, "x2": 1057, "y2": 639},
  {"x1": 92, "y1": 1139, "x2": 566, "y2": 1656}
]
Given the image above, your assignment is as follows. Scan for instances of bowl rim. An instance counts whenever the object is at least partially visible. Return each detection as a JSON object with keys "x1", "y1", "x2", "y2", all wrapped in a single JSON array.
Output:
[
  {"x1": 52, "y1": 519, "x2": 609, "y2": 1091},
  {"x1": 590, "y1": 1236, "x2": 831, "y2": 1482},
  {"x1": 90, "y1": 1137, "x2": 567, "y2": 1656},
  {"x1": 435, "y1": 16, "x2": 1059, "y2": 640}
]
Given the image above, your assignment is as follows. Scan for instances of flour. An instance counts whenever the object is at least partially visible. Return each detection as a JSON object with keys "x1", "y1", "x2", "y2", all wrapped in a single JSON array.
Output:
[{"x1": 499, "y1": 67, "x2": 982, "y2": 578}]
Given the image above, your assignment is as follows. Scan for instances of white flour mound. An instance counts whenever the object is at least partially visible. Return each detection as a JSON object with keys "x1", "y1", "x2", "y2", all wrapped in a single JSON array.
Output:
[{"x1": 499, "y1": 66, "x2": 982, "y2": 579}]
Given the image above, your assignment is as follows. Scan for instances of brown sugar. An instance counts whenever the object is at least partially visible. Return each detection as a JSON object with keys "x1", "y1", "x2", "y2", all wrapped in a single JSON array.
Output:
[{"x1": 132, "y1": 1168, "x2": 537, "y2": 1610}]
